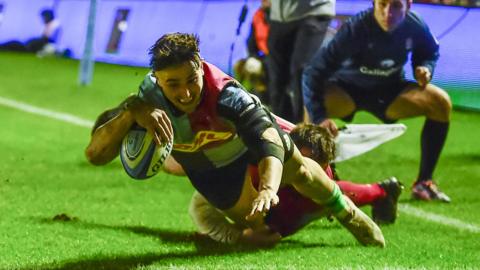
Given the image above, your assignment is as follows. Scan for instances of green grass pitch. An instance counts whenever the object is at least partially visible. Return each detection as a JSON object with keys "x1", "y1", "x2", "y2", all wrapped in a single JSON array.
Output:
[{"x1": 0, "y1": 52, "x2": 479, "y2": 269}]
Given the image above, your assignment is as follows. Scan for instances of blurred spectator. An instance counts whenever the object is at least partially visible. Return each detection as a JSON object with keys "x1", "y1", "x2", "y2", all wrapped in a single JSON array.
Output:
[
  {"x1": 234, "y1": 0, "x2": 270, "y2": 104},
  {"x1": 0, "y1": 9, "x2": 61, "y2": 56},
  {"x1": 267, "y1": 0, "x2": 335, "y2": 123},
  {"x1": 247, "y1": 0, "x2": 270, "y2": 59}
]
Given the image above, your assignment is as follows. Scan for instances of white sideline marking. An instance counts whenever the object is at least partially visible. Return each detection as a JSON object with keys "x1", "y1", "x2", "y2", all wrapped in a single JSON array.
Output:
[
  {"x1": 399, "y1": 204, "x2": 480, "y2": 233},
  {"x1": 0, "y1": 96, "x2": 94, "y2": 128},
  {"x1": 2, "y1": 96, "x2": 480, "y2": 234}
]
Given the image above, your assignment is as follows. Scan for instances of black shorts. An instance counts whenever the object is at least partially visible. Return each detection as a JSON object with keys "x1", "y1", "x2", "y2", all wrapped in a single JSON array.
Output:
[
  {"x1": 185, "y1": 116, "x2": 294, "y2": 211},
  {"x1": 185, "y1": 152, "x2": 250, "y2": 210},
  {"x1": 333, "y1": 79, "x2": 411, "y2": 123}
]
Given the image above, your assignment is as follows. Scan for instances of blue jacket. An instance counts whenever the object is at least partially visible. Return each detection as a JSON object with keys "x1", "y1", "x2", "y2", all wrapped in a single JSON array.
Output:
[{"x1": 303, "y1": 8, "x2": 439, "y2": 123}]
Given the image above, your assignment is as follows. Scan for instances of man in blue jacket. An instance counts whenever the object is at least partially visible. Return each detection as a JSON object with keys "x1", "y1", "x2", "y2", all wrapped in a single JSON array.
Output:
[{"x1": 303, "y1": 0, "x2": 452, "y2": 202}]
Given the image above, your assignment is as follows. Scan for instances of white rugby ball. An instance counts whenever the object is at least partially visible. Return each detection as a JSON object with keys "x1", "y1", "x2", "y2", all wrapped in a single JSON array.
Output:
[{"x1": 120, "y1": 125, "x2": 173, "y2": 180}]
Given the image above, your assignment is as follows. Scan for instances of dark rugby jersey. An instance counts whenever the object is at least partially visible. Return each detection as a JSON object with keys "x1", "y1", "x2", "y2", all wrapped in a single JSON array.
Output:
[{"x1": 138, "y1": 61, "x2": 277, "y2": 172}]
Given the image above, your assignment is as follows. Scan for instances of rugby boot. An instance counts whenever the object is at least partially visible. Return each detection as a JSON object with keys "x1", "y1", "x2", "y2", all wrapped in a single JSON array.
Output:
[
  {"x1": 337, "y1": 195, "x2": 386, "y2": 247},
  {"x1": 411, "y1": 180, "x2": 451, "y2": 203},
  {"x1": 372, "y1": 177, "x2": 404, "y2": 224}
]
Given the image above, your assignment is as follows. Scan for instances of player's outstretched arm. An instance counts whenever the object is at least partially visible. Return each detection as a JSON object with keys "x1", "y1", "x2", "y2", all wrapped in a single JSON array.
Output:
[
  {"x1": 248, "y1": 153, "x2": 282, "y2": 218},
  {"x1": 216, "y1": 87, "x2": 284, "y2": 219}
]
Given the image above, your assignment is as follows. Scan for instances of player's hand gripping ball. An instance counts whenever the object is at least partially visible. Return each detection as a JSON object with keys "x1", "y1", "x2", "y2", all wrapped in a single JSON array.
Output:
[{"x1": 120, "y1": 125, "x2": 173, "y2": 179}]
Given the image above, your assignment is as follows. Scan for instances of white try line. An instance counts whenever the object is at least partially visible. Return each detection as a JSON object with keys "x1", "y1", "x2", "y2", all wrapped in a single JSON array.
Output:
[
  {"x1": 0, "y1": 96, "x2": 94, "y2": 128},
  {"x1": 399, "y1": 204, "x2": 480, "y2": 233},
  {"x1": 2, "y1": 96, "x2": 480, "y2": 234}
]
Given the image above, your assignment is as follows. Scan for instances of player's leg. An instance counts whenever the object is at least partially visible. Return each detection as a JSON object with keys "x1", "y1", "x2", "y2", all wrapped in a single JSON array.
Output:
[
  {"x1": 267, "y1": 21, "x2": 295, "y2": 121},
  {"x1": 281, "y1": 146, "x2": 385, "y2": 247},
  {"x1": 189, "y1": 189, "x2": 281, "y2": 246},
  {"x1": 189, "y1": 191, "x2": 242, "y2": 244},
  {"x1": 337, "y1": 177, "x2": 404, "y2": 224},
  {"x1": 289, "y1": 16, "x2": 331, "y2": 123},
  {"x1": 323, "y1": 82, "x2": 357, "y2": 119},
  {"x1": 337, "y1": 180, "x2": 387, "y2": 207},
  {"x1": 385, "y1": 83, "x2": 452, "y2": 202}
]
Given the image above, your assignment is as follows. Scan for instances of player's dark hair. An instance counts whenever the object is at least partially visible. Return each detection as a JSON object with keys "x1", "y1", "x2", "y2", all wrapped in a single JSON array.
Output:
[
  {"x1": 148, "y1": 32, "x2": 201, "y2": 71},
  {"x1": 290, "y1": 123, "x2": 336, "y2": 165}
]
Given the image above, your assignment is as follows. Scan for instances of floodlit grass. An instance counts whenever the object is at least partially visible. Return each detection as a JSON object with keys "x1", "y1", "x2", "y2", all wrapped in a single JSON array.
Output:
[{"x1": 0, "y1": 52, "x2": 479, "y2": 269}]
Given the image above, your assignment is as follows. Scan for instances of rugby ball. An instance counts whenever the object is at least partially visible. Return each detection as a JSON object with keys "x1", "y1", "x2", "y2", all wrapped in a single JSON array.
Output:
[{"x1": 120, "y1": 125, "x2": 173, "y2": 180}]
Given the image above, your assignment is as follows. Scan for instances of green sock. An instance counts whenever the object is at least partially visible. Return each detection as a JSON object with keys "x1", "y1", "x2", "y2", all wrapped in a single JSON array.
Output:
[{"x1": 324, "y1": 184, "x2": 350, "y2": 218}]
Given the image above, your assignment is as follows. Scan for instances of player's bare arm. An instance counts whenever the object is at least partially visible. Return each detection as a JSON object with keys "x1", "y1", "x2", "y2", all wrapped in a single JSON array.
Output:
[
  {"x1": 249, "y1": 156, "x2": 281, "y2": 217},
  {"x1": 85, "y1": 95, "x2": 173, "y2": 165},
  {"x1": 247, "y1": 127, "x2": 283, "y2": 218},
  {"x1": 85, "y1": 97, "x2": 137, "y2": 165}
]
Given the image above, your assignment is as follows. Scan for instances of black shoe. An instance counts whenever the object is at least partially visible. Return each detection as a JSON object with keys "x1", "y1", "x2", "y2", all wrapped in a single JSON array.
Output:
[{"x1": 372, "y1": 177, "x2": 404, "y2": 224}]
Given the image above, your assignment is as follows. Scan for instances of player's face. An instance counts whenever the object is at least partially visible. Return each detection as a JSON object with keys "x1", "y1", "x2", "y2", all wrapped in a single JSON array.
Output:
[
  {"x1": 374, "y1": 0, "x2": 410, "y2": 32},
  {"x1": 154, "y1": 61, "x2": 204, "y2": 114}
]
